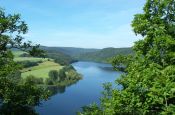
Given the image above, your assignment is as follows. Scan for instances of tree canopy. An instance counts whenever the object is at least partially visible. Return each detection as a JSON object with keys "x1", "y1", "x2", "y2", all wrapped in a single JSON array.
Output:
[
  {"x1": 79, "y1": 0, "x2": 175, "y2": 114},
  {"x1": 0, "y1": 8, "x2": 49, "y2": 112}
]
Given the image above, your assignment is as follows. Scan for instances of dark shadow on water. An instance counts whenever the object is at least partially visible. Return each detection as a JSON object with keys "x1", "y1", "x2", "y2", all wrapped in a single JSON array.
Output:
[
  {"x1": 46, "y1": 79, "x2": 81, "y2": 96},
  {"x1": 47, "y1": 85, "x2": 66, "y2": 96},
  {"x1": 99, "y1": 66, "x2": 114, "y2": 71}
]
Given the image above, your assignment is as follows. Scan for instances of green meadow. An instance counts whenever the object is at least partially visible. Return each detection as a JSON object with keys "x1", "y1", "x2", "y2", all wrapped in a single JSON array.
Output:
[
  {"x1": 13, "y1": 51, "x2": 62, "y2": 79},
  {"x1": 21, "y1": 61, "x2": 63, "y2": 79}
]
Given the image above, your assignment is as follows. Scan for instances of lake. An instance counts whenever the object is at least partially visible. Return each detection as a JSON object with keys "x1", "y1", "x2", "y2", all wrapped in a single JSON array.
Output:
[{"x1": 36, "y1": 61, "x2": 122, "y2": 115}]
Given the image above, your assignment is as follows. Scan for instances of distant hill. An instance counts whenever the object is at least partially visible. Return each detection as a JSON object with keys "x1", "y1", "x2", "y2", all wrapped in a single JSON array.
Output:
[
  {"x1": 40, "y1": 47, "x2": 76, "y2": 65},
  {"x1": 41, "y1": 46, "x2": 100, "y2": 56},
  {"x1": 12, "y1": 46, "x2": 132, "y2": 64},
  {"x1": 72, "y1": 47, "x2": 133, "y2": 63},
  {"x1": 41, "y1": 46, "x2": 133, "y2": 63}
]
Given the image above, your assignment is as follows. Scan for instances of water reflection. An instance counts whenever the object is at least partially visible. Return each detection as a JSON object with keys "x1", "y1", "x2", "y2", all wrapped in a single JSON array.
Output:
[
  {"x1": 47, "y1": 86, "x2": 66, "y2": 96},
  {"x1": 98, "y1": 66, "x2": 114, "y2": 71}
]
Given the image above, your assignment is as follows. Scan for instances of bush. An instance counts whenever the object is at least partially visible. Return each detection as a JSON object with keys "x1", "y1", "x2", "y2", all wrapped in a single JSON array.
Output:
[
  {"x1": 17, "y1": 61, "x2": 39, "y2": 68},
  {"x1": 45, "y1": 78, "x2": 54, "y2": 85},
  {"x1": 63, "y1": 65, "x2": 75, "y2": 71},
  {"x1": 7, "y1": 71, "x2": 21, "y2": 83},
  {"x1": 58, "y1": 69, "x2": 66, "y2": 81},
  {"x1": 37, "y1": 60, "x2": 43, "y2": 63},
  {"x1": 24, "y1": 75, "x2": 44, "y2": 85},
  {"x1": 48, "y1": 70, "x2": 59, "y2": 81}
]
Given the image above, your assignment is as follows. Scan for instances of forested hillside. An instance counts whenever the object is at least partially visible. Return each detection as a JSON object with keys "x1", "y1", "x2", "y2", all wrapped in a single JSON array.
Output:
[
  {"x1": 45, "y1": 51, "x2": 75, "y2": 65},
  {"x1": 41, "y1": 46, "x2": 100, "y2": 56},
  {"x1": 73, "y1": 47, "x2": 132, "y2": 63},
  {"x1": 41, "y1": 46, "x2": 132, "y2": 63}
]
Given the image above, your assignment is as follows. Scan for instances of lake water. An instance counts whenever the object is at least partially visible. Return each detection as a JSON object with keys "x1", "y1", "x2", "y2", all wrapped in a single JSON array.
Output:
[{"x1": 36, "y1": 61, "x2": 122, "y2": 115}]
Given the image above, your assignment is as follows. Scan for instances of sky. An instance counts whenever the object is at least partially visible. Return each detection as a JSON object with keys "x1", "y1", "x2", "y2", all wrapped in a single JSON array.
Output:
[{"x1": 0, "y1": 0, "x2": 145, "y2": 48}]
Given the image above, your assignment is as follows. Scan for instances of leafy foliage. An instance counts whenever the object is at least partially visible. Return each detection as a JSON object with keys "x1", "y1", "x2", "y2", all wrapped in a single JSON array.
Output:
[
  {"x1": 17, "y1": 60, "x2": 41, "y2": 68},
  {"x1": 79, "y1": 0, "x2": 175, "y2": 114},
  {"x1": 49, "y1": 70, "x2": 59, "y2": 81},
  {"x1": 112, "y1": 54, "x2": 133, "y2": 72},
  {"x1": 24, "y1": 75, "x2": 44, "y2": 85}
]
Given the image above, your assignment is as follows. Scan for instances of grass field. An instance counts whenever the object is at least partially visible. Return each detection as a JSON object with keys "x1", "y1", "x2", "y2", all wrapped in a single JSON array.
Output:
[
  {"x1": 13, "y1": 51, "x2": 50, "y2": 62},
  {"x1": 12, "y1": 51, "x2": 61, "y2": 79},
  {"x1": 13, "y1": 51, "x2": 25, "y2": 57},
  {"x1": 14, "y1": 57, "x2": 49, "y2": 62},
  {"x1": 21, "y1": 61, "x2": 63, "y2": 79},
  {"x1": 12, "y1": 51, "x2": 82, "y2": 87}
]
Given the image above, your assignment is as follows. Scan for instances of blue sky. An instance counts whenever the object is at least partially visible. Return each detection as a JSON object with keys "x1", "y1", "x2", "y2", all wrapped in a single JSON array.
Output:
[{"x1": 0, "y1": 0, "x2": 145, "y2": 48}]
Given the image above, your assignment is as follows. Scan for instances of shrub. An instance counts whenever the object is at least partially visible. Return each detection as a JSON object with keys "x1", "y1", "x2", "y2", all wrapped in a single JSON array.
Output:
[
  {"x1": 17, "y1": 61, "x2": 38, "y2": 68},
  {"x1": 63, "y1": 65, "x2": 75, "y2": 71},
  {"x1": 48, "y1": 70, "x2": 59, "y2": 81},
  {"x1": 58, "y1": 69, "x2": 66, "y2": 81},
  {"x1": 45, "y1": 78, "x2": 54, "y2": 85},
  {"x1": 24, "y1": 75, "x2": 44, "y2": 85}
]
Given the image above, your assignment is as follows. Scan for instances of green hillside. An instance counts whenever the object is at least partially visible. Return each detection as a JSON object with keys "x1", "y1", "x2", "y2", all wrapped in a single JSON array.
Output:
[
  {"x1": 40, "y1": 46, "x2": 132, "y2": 63},
  {"x1": 73, "y1": 47, "x2": 133, "y2": 63},
  {"x1": 41, "y1": 47, "x2": 77, "y2": 65},
  {"x1": 41, "y1": 46, "x2": 100, "y2": 56}
]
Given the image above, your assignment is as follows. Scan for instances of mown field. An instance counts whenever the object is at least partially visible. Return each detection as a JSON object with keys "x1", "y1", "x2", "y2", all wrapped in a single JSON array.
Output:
[
  {"x1": 21, "y1": 61, "x2": 63, "y2": 79},
  {"x1": 13, "y1": 51, "x2": 63, "y2": 79}
]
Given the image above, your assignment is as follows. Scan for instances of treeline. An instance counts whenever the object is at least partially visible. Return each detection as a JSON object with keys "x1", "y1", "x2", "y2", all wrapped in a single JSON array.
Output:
[
  {"x1": 17, "y1": 60, "x2": 43, "y2": 68},
  {"x1": 46, "y1": 52, "x2": 76, "y2": 65}
]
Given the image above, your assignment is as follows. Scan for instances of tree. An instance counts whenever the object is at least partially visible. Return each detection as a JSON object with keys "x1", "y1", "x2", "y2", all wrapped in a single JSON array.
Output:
[
  {"x1": 0, "y1": 8, "x2": 49, "y2": 109},
  {"x1": 58, "y1": 68, "x2": 66, "y2": 81},
  {"x1": 49, "y1": 70, "x2": 59, "y2": 81},
  {"x1": 79, "y1": 0, "x2": 175, "y2": 114}
]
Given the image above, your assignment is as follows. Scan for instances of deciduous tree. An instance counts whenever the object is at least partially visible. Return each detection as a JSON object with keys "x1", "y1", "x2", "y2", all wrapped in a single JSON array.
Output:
[
  {"x1": 79, "y1": 0, "x2": 175, "y2": 114},
  {"x1": 0, "y1": 8, "x2": 49, "y2": 109}
]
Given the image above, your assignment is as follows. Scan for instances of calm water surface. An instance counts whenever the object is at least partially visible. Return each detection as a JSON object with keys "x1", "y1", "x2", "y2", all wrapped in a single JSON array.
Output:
[{"x1": 36, "y1": 61, "x2": 122, "y2": 115}]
